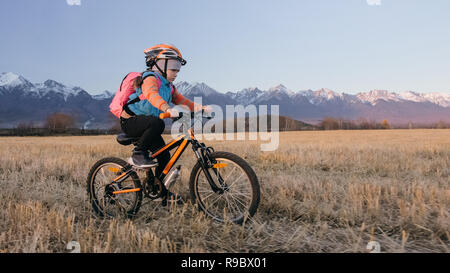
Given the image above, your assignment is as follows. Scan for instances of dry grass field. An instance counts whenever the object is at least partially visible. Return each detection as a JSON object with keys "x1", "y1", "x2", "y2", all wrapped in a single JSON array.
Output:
[{"x1": 0, "y1": 129, "x2": 449, "y2": 253}]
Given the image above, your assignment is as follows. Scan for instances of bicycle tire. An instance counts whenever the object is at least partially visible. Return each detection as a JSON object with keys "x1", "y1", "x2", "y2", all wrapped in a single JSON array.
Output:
[
  {"x1": 86, "y1": 157, "x2": 142, "y2": 218},
  {"x1": 189, "y1": 151, "x2": 260, "y2": 224}
]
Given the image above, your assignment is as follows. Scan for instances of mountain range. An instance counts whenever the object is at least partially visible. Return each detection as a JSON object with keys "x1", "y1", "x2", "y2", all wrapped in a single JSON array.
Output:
[{"x1": 1, "y1": 72, "x2": 449, "y2": 129}]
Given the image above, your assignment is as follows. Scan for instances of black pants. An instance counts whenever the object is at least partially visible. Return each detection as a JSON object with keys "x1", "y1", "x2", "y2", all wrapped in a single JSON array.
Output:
[{"x1": 120, "y1": 115, "x2": 170, "y2": 177}]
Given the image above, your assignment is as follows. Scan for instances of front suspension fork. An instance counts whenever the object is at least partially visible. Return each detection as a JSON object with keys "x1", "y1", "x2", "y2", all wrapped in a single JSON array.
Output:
[{"x1": 195, "y1": 145, "x2": 228, "y2": 194}]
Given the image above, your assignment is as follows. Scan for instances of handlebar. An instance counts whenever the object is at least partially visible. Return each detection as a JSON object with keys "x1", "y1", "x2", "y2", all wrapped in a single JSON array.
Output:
[
  {"x1": 159, "y1": 109, "x2": 212, "y2": 120},
  {"x1": 159, "y1": 112, "x2": 172, "y2": 119}
]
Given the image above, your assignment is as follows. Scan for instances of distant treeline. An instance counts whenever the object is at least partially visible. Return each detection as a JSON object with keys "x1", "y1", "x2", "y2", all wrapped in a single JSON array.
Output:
[
  {"x1": 317, "y1": 117, "x2": 449, "y2": 130},
  {"x1": 0, "y1": 127, "x2": 120, "y2": 137},
  {"x1": 204, "y1": 115, "x2": 315, "y2": 133},
  {"x1": 0, "y1": 112, "x2": 120, "y2": 136},
  {"x1": 192, "y1": 116, "x2": 449, "y2": 132}
]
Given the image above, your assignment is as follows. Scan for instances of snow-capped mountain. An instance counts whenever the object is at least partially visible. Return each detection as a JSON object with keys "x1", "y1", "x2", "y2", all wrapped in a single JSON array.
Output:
[
  {"x1": 92, "y1": 90, "x2": 114, "y2": 100},
  {"x1": 175, "y1": 81, "x2": 236, "y2": 106},
  {"x1": 0, "y1": 72, "x2": 94, "y2": 101},
  {"x1": 1, "y1": 72, "x2": 449, "y2": 128},
  {"x1": 225, "y1": 84, "x2": 450, "y2": 108},
  {"x1": 307, "y1": 88, "x2": 344, "y2": 105},
  {"x1": 259, "y1": 84, "x2": 295, "y2": 102},
  {"x1": 34, "y1": 80, "x2": 88, "y2": 101},
  {"x1": 226, "y1": 87, "x2": 265, "y2": 104},
  {"x1": 422, "y1": 92, "x2": 450, "y2": 108},
  {"x1": 0, "y1": 72, "x2": 34, "y2": 88},
  {"x1": 175, "y1": 81, "x2": 218, "y2": 97},
  {"x1": 398, "y1": 91, "x2": 428, "y2": 103},
  {"x1": 355, "y1": 89, "x2": 450, "y2": 108},
  {"x1": 176, "y1": 81, "x2": 450, "y2": 124},
  {"x1": 0, "y1": 72, "x2": 114, "y2": 128},
  {"x1": 356, "y1": 90, "x2": 402, "y2": 105}
]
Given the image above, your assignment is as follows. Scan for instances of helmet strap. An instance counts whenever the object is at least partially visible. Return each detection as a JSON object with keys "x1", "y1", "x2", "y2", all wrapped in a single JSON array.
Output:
[
  {"x1": 164, "y1": 59, "x2": 168, "y2": 77},
  {"x1": 154, "y1": 60, "x2": 168, "y2": 79}
]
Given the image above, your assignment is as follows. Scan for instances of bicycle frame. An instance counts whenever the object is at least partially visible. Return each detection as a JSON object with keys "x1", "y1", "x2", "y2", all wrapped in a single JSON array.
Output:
[{"x1": 112, "y1": 111, "x2": 226, "y2": 196}]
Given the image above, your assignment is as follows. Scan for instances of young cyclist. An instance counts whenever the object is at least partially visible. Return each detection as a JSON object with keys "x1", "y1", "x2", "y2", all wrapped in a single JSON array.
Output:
[{"x1": 119, "y1": 44, "x2": 209, "y2": 193}]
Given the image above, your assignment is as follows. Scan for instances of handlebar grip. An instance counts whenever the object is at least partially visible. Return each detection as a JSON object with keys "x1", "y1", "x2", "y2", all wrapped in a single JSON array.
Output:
[{"x1": 159, "y1": 112, "x2": 172, "y2": 119}]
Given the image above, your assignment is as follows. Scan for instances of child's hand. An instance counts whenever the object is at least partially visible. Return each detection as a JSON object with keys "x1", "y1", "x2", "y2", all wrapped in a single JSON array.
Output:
[
  {"x1": 193, "y1": 104, "x2": 212, "y2": 113},
  {"x1": 202, "y1": 105, "x2": 212, "y2": 113},
  {"x1": 166, "y1": 108, "x2": 179, "y2": 118}
]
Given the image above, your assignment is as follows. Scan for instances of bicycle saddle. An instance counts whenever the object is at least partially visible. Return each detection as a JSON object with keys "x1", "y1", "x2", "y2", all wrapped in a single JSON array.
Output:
[{"x1": 116, "y1": 133, "x2": 139, "y2": 146}]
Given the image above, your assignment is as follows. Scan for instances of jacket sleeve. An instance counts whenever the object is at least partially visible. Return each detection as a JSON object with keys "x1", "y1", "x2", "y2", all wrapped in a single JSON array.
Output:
[
  {"x1": 141, "y1": 76, "x2": 170, "y2": 112},
  {"x1": 171, "y1": 87, "x2": 203, "y2": 111}
]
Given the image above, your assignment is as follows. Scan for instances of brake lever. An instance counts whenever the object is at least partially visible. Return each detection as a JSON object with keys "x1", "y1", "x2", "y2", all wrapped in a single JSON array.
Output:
[
  {"x1": 193, "y1": 109, "x2": 213, "y2": 119},
  {"x1": 172, "y1": 112, "x2": 184, "y2": 122},
  {"x1": 172, "y1": 110, "x2": 212, "y2": 125}
]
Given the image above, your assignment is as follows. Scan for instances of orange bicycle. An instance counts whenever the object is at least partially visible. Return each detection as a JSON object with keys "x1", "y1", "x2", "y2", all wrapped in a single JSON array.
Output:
[{"x1": 86, "y1": 110, "x2": 260, "y2": 224}]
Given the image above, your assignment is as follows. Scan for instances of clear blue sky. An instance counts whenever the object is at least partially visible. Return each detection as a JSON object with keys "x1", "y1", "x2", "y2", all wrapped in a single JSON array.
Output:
[{"x1": 1, "y1": 0, "x2": 449, "y2": 95}]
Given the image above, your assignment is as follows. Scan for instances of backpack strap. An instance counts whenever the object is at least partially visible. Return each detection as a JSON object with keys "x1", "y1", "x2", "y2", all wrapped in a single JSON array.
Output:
[{"x1": 122, "y1": 71, "x2": 161, "y2": 116}]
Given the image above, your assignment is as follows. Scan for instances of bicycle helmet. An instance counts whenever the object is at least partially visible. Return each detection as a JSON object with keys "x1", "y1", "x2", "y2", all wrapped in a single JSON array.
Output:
[{"x1": 144, "y1": 44, "x2": 186, "y2": 78}]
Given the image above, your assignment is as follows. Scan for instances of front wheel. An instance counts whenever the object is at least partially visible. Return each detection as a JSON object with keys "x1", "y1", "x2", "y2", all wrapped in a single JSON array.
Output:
[{"x1": 189, "y1": 151, "x2": 260, "y2": 224}]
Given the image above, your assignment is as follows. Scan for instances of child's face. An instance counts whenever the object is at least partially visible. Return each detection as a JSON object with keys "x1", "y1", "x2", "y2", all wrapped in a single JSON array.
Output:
[{"x1": 166, "y1": 69, "x2": 179, "y2": 83}]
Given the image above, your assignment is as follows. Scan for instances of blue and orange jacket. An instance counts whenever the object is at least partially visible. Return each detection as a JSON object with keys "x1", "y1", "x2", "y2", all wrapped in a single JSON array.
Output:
[{"x1": 127, "y1": 71, "x2": 200, "y2": 117}]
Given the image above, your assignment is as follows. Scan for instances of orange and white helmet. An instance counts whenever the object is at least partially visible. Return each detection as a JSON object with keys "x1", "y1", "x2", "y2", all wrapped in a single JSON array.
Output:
[{"x1": 144, "y1": 44, "x2": 186, "y2": 68}]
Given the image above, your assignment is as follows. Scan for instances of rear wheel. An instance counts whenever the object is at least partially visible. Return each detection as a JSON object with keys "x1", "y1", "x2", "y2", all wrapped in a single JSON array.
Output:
[
  {"x1": 86, "y1": 157, "x2": 142, "y2": 218},
  {"x1": 189, "y1": 151, "x2": 260, "y2": 224}
]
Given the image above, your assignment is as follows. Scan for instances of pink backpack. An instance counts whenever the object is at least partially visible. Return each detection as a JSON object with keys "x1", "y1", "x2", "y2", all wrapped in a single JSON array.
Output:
[{"x1": 109, "y1": 72, "x2": 161, "y2": 118}]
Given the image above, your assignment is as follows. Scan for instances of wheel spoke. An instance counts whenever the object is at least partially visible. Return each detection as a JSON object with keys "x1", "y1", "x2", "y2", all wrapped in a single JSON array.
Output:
[
  {"x1": 224, "y1": 193, "x2": 241, "y2": 217},
  {"x1": 200, "y1": 190, "x2": 216, "y2": 201},
  {"x1": 222, "y1": 165, "x2": 237, "y2": 185},
  {"x1": 226, "y1": 172, "x2": 245, "y2": 189},
  {"x1": 222, "y1": 194, "x2": 235, "y2": 217},
  {"x1": 228, "y1": 192, "x2": 248, "y2": 210},
  {"x1": 204, "y1": 194, "x2": 224, "y2": 215},
  {"x1": 229, "y1": 190, "x2": 252, "y2": 202}
]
